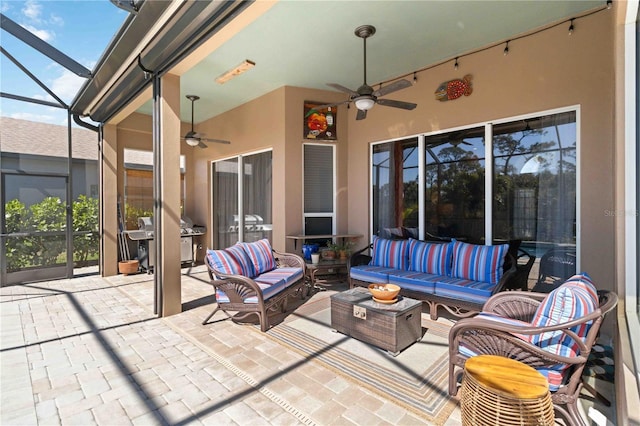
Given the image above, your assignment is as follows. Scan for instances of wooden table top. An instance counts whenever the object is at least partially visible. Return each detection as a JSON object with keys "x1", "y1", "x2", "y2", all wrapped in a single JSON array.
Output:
[{"x1": 465, "y1": 355, "x2": 549, "y2": 399}]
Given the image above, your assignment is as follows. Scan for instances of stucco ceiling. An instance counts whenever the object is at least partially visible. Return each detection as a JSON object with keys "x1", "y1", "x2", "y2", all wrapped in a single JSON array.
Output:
[{"x1": 137, "y1": 0, "x2": 604, "y2": 124}]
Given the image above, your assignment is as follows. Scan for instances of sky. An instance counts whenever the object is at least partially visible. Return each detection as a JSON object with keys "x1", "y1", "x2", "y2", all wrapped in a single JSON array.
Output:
[{"x1": 0, "y1": 0, "x2": 128, "y2": 125}]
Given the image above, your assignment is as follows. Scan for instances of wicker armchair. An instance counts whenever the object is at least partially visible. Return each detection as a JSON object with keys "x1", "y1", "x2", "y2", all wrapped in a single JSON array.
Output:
[
  {"x1": 203, "y1": 249, "x2": 307, "y2": 332},
  {"x1": 448, "y1": 289, "x2": 618, "y2": 426}
]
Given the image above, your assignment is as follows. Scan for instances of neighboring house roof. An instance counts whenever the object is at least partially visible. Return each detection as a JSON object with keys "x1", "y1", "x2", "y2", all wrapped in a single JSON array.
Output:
[{"x1": 0, "y1": 117, "x2": 98, "y2": 161}]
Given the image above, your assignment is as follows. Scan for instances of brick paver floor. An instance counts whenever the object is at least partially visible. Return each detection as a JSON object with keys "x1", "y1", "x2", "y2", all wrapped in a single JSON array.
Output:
[{"x1": 1, "y1": 266, "x2": 462, "y2": 425}]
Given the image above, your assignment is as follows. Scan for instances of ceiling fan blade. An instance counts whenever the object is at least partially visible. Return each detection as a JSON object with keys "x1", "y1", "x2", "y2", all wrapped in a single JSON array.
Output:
[
  {"x1": 372, "y1": 79, "x2": 412, "y2": 97},
  {"x1": 356, "y1": 109, "x2": 367, "y2": 120},
  {"x1": 376, "y1": 98, "x2": 417, "y2": 110},
  {"x1": 197, "y1": 141, "x2": 208, "y2": 149},
  {"x1": 201, "y1": 137, "x2": 231, "y2": 145},
  {"x1": 327, "y1": 83, "x2": 359, "y2": 97}
]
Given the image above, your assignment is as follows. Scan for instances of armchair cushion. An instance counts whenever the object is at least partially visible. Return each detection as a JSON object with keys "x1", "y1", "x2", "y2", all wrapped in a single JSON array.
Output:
[
  {"x1": 239, "y1": 238, "x2": 277, "y2": 276},
  {"x1": 370, "y1": 236, "x2": 410, "y2": 270},
  {"x1": 407, "y1": 239, "x2": 453, "y2": 275},
  {"x1": 450, "y1": 240, "x2": 509, "y2": 285},
  {"x1": 530, "y1": 273, "x2": 598, "y2": 355},
  {"x1": 206, "y1": 248, "x2": 249, "y2": 276}
]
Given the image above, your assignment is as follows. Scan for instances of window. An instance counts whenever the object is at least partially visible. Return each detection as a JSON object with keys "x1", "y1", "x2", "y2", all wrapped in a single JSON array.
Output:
[
  {"x1": 211, "y1": 150, "x2": 272, "y2": 249},
  {"x1": 303, "y1": 144, "x2": 335, "y2": 242},
  {"x1": 371, "y1": 110, "x2": 577, "y2": 270},
  {"x1": 123, "y1": 149, "x2": 185, "y2": 229},
  {"x1": 425, "y1": 129, "x2": 485, "y2": 242},
  {"x1": 371, "y1": 138, "x2": 419, "y2": 239}
]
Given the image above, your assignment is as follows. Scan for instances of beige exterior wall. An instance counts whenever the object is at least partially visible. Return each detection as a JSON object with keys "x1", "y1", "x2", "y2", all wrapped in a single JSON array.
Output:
[{"x1": 344, "y1": 11, "x2": 615, "y2": 293}]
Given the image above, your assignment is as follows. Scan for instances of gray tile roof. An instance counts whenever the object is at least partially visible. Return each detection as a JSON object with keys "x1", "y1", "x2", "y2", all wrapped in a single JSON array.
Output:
[{"x1": 1, "y1": 117, "x2": 98, "y2": 160}]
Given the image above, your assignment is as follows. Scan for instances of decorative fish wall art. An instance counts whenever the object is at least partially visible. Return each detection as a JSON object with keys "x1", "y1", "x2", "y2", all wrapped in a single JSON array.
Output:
[{"x1": 435, "y1": 74, "x2": 473, "y2": 102}]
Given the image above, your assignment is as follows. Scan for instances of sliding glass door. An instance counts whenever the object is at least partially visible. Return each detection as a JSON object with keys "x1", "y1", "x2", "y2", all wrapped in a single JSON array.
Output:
[{"x1": 211, "y1": 150, "x2": 272, "y2": 249}]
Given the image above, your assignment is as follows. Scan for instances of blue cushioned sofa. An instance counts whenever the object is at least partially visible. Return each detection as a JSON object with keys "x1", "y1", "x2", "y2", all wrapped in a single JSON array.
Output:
[
  {"x1": 349, "y1": 237, "x2": 515, "y2": 320},
  {"x1": 203, "y1": 239, "x2": 307, "y2": 331}
]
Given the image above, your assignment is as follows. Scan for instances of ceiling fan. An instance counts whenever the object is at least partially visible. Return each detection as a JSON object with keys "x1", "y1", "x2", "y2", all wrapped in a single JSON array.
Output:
[
  {"x1": 182, "y1": 95, "x2": 230, "y2": 148},
  {"x1": 325, "y1": 25, "x2": 417, "y2": 120}
]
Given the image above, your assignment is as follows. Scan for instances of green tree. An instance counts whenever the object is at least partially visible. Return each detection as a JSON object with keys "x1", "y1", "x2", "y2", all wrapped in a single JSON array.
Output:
[
  {"x1": 73, "y1": 195, "x2": 99, "y2": 266},
  {"x1": 4, "y1": 199, "x2": 29, "y2": 272},
  {"x1": 27, "y1": 197, "x2": 66, "y2": 266}
]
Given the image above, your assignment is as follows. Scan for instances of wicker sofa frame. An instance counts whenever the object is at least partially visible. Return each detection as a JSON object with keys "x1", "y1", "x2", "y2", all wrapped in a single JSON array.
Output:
[
  {"x1": 348, "y1": 243, "x2": 516, "y2": 320},
  {"x1": 203, "y1": 250, "x2": 307, "y2": 332},
  {"x1": 448, "y1": 289, "x2": 618, "y2": 426}
]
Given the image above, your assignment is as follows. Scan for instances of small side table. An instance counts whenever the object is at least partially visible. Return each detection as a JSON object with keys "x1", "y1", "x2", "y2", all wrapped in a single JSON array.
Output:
[
  {"x1": 461, "y1": 355, "x2": 554, "y2": 426},
  {"x1": 305, "y1": 258, "x2": 348, "y2": 291}
]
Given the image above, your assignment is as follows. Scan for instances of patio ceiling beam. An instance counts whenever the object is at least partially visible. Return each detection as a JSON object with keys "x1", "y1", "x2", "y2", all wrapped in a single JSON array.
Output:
[{"x1": 0, "y1": 13, "x2": 91, "y2": 78}]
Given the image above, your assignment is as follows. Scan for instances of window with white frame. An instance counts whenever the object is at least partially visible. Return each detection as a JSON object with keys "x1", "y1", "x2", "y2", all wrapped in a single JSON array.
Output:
[
  {"x1": 371, "y1": 109, "x2": 578, "y2": 274},
  {"x1": 303, "y1": 143, "x2": 335, "y2": 244}
]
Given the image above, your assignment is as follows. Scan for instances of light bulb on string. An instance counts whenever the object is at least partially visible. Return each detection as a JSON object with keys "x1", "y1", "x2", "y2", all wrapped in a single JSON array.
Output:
[
  {"x1": 606, "y1": 0, "x2": 612, "y2": 9},
  {"x1": 413, "y1": 72, "x2": 417, "y2": 83},
  {"x1": 568, "y1": 19, "x2": 575, "y2": 35},
  {"x1": 503, "y1": 41, "x2": 510, "y2": 56},
  {"x1": 454, "y1": 57, "x2": 459, "y2": 70}
]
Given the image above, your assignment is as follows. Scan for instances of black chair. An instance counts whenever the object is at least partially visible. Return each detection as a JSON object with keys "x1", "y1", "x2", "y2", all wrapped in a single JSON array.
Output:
[{"x1": 531, "y1": 246, "x2": 576, "y2": 293}]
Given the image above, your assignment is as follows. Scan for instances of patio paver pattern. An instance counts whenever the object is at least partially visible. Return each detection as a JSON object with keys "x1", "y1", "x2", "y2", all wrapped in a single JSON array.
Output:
[{"x1": 1, "y1": 267, "x2": 462, "y2": 425}]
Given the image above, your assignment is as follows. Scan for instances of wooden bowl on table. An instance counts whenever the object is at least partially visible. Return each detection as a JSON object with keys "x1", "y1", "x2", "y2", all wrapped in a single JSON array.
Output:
[{"x1": 368, "y1": 283, "x2": 400, "y2": 302}]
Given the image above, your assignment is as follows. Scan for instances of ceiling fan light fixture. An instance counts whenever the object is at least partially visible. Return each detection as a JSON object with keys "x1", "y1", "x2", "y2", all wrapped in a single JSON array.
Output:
[
  {"x1": 354, "y1": 96, "x2": 375, "y2": 111},
  {"x1": 185, "y1": 137, "x2": 200, "y2": 147}
]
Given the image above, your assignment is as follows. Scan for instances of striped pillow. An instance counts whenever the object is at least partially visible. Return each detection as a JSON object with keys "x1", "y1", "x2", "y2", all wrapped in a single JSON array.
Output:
[
  {"x1": 407, "y1": 239, "x2": 453, "y2": 275},
  {"x1": 370, "y1": 236, "x2": 409, "y2": 270},
  {"x1": 530, "y1": 276, "x2": 598, "y2": 354},
  {"x1": 225, "y1": 244, "x2": 255, "y2": 277},
  {"x1": 206, "y1": 249, "x2": 245, "y2": 276},
  {"x1": 239, "y1": 239, "x2": 277, "y2": 276},
  {"x1": 450, "y1": 241, "x2": 508, "y2": 284}
]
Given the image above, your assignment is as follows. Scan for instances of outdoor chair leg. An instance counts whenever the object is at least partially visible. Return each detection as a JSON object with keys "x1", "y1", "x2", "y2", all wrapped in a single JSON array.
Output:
[
  {"x1": 581, "y1": 380, "x2": 611, "y2": 406},
  {"x1": 202, "y1": 306, "x2": 222, "y2": 325}
]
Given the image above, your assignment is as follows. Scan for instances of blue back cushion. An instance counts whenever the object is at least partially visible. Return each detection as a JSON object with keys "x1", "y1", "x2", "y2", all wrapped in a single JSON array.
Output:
[
  {"x1": 239, "y1": 238, "x2": 277, "y2": 276},
  {"x1": 450, "y1": 241, "x2": 508, "y2": 284},
  {"x1": 370, "y1": 236, "x2": 409, "y2": 270},
  {"x1": 407, "y1": 239, "x2": 453, "y2": 275},
  {"x1": 225, "y1": 244, "x2": 255, "y2": 277},
  {"x1": 206, "y1": 249, "x2": 246, "y2": 276}
]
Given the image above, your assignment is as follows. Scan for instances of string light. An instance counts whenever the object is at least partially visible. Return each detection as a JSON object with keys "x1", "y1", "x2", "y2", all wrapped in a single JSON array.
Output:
[
  {"x1": 413, "y1": 72, "x2": 417, "y2": 83},
  {"x1": 454, "y1": 57, "x2": 459, "y2": 70},
  {"x1": 568, "y1": 19, "x2": 575, "y2": 35},
  {"x1": 372, "y1": 3, "x2": 609, "y2": 88}
]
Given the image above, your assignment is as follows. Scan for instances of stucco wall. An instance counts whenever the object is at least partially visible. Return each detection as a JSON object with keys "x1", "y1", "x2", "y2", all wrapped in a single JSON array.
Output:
[
  {"x1": 345, "y1": 11, "x2": 615, "y2": 292},
  {"x1": 112, "y1": 11, "x2": 615, "y2": 292}
]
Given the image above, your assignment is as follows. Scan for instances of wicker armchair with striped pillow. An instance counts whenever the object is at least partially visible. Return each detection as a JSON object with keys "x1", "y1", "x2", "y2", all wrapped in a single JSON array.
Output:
[{"x1": 448, "y1": 273, "x2": 617, "y2": 426}]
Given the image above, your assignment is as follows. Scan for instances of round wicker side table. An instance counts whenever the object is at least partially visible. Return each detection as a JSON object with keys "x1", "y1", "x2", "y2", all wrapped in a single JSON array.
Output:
[{"x1": 461, "y1": 355, "x2": 554, "y2": 426}]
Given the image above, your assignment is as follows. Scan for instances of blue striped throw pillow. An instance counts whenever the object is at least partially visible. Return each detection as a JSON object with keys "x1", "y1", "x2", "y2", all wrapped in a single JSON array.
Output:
[
  {"x1": 370, "y1": 236, "x2": 409, "y2": 270},
  {"x1": 206, "y1": 249, "x2": 245, "y2": 276},
  {"x1": 407, "y1": 239, "x2": 453, "y2": 275},
  {"x1": 450, "y1": 241, "x2": 508, "y2": 284},
  {"x1": 239, "y1": 238, "x2": 277, "y2": 276}
]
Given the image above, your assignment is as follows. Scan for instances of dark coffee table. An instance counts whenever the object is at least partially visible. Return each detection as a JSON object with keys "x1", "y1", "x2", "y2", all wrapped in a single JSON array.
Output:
[{"x1": 330, "y1": 287, "x2": 423, "y2": 356}]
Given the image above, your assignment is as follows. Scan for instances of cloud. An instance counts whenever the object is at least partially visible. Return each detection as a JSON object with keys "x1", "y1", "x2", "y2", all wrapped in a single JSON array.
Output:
[
  {"x1": 22, "y1": 0, "x2": 42, "y2": 22},
  {"x1": 51, "y1": 68, "x2": 86, "y2": 102},
  {"x1": 22, "y1": 24, "x2": 54, "y2": 42}
]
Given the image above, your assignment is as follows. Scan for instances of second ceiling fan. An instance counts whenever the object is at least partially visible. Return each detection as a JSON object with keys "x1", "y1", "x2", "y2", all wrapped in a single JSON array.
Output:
[
  {"x1": 326, "y1": 25, "x2": 417, "y2": 120},
  {"x1": 182, "y1": 95, "x2": 231, "y2": 148}
]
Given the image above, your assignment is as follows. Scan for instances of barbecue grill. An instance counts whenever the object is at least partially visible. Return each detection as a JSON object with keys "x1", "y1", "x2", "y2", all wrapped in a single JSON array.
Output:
[{"x1": 126, "y1": 216, "x2": 205, "y2": 272}]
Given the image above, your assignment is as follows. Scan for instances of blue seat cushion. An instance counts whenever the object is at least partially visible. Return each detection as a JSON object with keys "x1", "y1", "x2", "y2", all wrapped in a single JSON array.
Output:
[
  {"x1": 433, "y1": 276, "x2": 498, "y2": 304},
  {"x1": 349, "y1": 265, "x2": 395, "y2": 283},
  {"x1": 386, "y1": 269, "x2": 438, "y2": 293},
  {"x1": 216, "y1": 282, "x2": 275, "y2": 304},
  {"x1": 254, "y1": 267, "x2": 304, "y2": 289}
]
